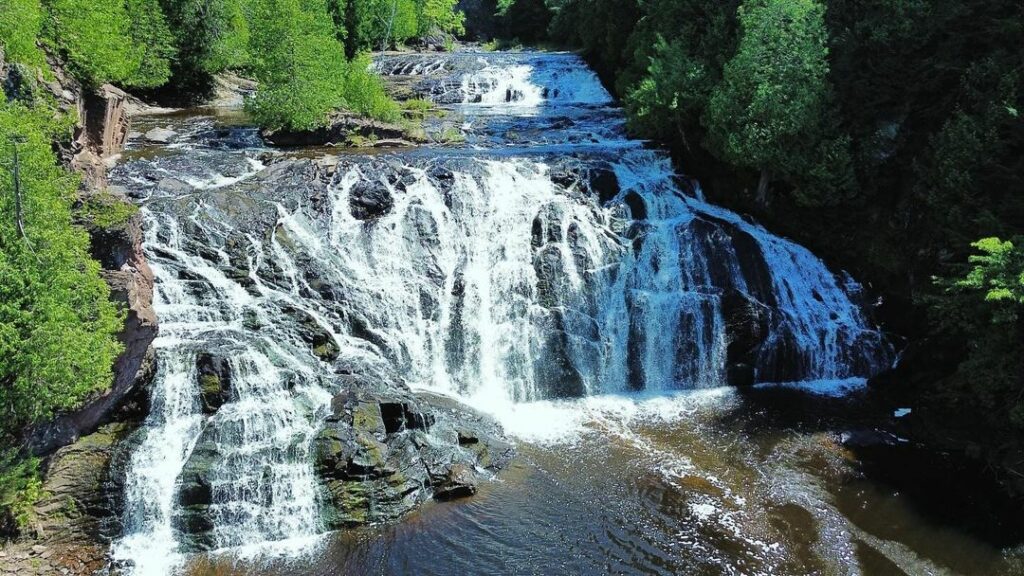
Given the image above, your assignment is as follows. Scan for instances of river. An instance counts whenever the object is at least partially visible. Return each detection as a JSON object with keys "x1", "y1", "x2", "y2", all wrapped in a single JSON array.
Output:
[{"x1": 105, "y1": 51, "x2": 1022, "y2": 575}]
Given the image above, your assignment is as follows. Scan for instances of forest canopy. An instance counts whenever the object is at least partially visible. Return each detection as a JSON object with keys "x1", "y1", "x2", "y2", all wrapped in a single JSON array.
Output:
[{"x1": 1, "y1": 0, "x2": 463, "y2": 129}]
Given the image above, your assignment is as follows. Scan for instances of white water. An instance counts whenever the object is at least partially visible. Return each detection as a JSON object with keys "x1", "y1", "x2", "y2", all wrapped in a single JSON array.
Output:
[
  {"x1": 112, "y1": 205, "x2": 335, "y2": 575},
  {"x1": 459, "y1": 56, "x2": 614, "y2": 106},
  {"x1": 111, "y1": 51, "x2": 891, "y2": 574}
]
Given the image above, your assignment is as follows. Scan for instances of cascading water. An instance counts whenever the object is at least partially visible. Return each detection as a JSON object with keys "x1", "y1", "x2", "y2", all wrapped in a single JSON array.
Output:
[{"x1": 110, "y1": 51, "x2": 892, "y2": 574}]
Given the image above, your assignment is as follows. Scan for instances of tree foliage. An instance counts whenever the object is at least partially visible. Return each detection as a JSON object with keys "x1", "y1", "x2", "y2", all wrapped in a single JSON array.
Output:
[
  {"x1": 0, "y1": 101, "x2": 124, "y2": 438},
  {"x1": 157, "y1": 0, "x2": 252, "y2": 90},
  {"x1": 124, "y1": 0, "x2": 177, "y2": 87},
  {"x1": 703, "y1": 0, "x2": 848, "y2": 205},
  {"x1": 43, "y1": 0, "x2": 137, "y2": 85},
  {"x1": 247, "y1": 0, "x2": 350, "y2": 130},
  {"x1": 931, "y1": 237, "x2": 1024, "y2": 427},
  {"x1": 0, "y1": 0, "x2": 47, "y2": 68},
  {"x1": 247, "y1": 0, "x2": 399, "y2": 130},
  {"x1": 0, "y1": 447, "x2": 41, "y2": 533}
]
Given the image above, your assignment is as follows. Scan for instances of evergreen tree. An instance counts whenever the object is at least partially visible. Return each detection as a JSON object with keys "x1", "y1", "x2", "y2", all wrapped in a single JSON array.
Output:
[
  {"x1": 704, "y1": 0, "x2": 835, "y2": 205},
  {"x1": 43, "y1": 0, "x2": 136, "y2": 85},
  {"x1": 247, "y1": 0, "x2": 349, "y2": 130},
  {"x1": 0, "y1": 0, "x2": 47, "y2": 68},
  {"x1": 124, "y1": 0, "x2": 177, "y2": 88}
]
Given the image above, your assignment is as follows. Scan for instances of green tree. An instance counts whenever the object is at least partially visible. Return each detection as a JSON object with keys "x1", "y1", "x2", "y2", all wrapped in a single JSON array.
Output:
[
  {"x1": 0, "y1": 0, "x2": 47, "y2": 68},
  {"x1": 931, "y1": 237, "x2": 1024, "y2": 427},
  {"x1": 341, "y1": 53, "x2": 399, "y2": 121},
  {"x1": 623, "y1": 0, "x2": 738, "y2": 147},
  {"x1": 247, "y1": 0, "x2": 349, "y2": 130},
  {"x1": 346, "y1": 0, "x2": 419, "y2": 51},
  {"x1": 124, "y1": 0, "x2": 177, "y2": 88},
  {"x1": 704, "y1": 0, "x2": 835, "y2": 205},
  {"x1": 159, "y1": 0, "x2": 252, "y2": 93},
  {"x1": 0, "y1": 101, "x2": 124, "y2": 436},
  {"x1": 415, "y1": 0, "x2": 464, "y2": 38},
  {"x1": 43, "y1": 0, "x2": 136, "y2": 85}
]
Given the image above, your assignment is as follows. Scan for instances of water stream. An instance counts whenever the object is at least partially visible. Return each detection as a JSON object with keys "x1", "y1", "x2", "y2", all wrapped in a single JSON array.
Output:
[{"x1": 101, "y1": 52, "x2": 1024, "y2": 576}]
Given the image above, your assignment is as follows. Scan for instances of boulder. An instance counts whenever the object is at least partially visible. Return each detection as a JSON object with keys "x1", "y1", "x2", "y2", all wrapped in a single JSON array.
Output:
[
  {"x1": 720, "y1": 288, "x2": 772, "y2": 385},
  {"x1": 144, "y1": 127, "x2": 176, "y2": 144},
  {"x1": 589, "y1": 167, "x2": 620, "y2": 204},
  {"x1": 195, "y1": 353, "x2": 232, "y2": 413},
  {"x1": 28, "y1": 423, "x2": 142, "y2": 545},
  {"x1": 314, "y1": 387, "x2": 513, "y2": 528},
  {"x1": 349, "y1": 179, "x2": 395, "y2": 220},
  {"x1": 433, "y1": 463, "x2": 478, "y2": 500}
]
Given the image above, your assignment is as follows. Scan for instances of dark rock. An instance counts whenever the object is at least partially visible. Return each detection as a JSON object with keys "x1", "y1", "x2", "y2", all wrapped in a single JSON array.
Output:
[
  {"x1": 195, "y1": 353, "x2": 232, "y2": 413},
  {"x1": 721, "y1": 288, "x2": 772, "y2": 379},
  {"x1": 172, "y1": 440, "x2": 219, "y2": 550},
  {"x1": 314, "y1": 387, "x2": 513, "y2": 529},
  {"x1": 349, "y1": 179, "x2": 395, "y2": 220},
  {"x1": 284, "y1": 306, "x2": 340, "y2": 361},
  {"x1": 623, "y1": 191, "x2": 647, "y2": 220},
  {"x1": 726, "y1": 363, "x2": 756, "y2": 387},
  {"x1": 840, "y1": 429, "x2": 901, "y2": 449},
  {"x1": 433, "y1": 463, "x2": 478, "y2": 500},
  {"x1": 590, "y1": 168, "x2": 620, "y2": 204}
]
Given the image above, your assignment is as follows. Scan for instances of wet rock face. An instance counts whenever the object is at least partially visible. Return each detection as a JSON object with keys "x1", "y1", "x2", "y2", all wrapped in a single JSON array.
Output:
[
  {"x1": 314, "y1": 388, "x2": 513, "y2": 528},
  {"x1": 28, "y1": 423, "x2": 143, "y2": 545},
  {"x1": 284, "y1": 306, "x2": 341, "y2": 362},
  {"x1": 349, "y1": 179, "x2": 396, "y2": 220},
  {"x1": 721, "y1": 289, "x2": 772, "y2": 386},
  {"x1": 196, "y1": 353, "x2": 232, "y2": 413},
  {"x1": 172, "y1": 440, "x2": 219, "y2": 550}
]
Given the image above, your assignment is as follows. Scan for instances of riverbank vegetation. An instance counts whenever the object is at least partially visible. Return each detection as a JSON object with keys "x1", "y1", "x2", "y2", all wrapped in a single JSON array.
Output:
[
  {"x1": 0, "y1": 97, "x2": 125, "y2": 532},
  {"x1": 498, "y1": 0, "x2": 1023, "y2": 439},
  {"x1": 2, "y1": 0, "x2": 464, "y2": 130}
]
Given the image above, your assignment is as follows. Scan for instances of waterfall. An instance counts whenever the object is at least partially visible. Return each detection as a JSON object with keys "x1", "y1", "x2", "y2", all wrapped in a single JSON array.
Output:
[{"x1": 110, "y1": 53, "x2": 892, "y2": 573}]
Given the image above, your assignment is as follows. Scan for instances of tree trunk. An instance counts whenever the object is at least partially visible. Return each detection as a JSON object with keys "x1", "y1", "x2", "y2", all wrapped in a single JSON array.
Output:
[
  {"x1": 12, "y1": 141, "x2": 27, "y2": 241},
  {"x1": 756, "y1": 168, "x2": 771, "y2": 208}
]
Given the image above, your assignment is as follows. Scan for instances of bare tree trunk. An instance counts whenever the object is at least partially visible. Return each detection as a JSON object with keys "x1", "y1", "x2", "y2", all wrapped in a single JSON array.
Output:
[
  {"x1": 12, "y1": 140, "x2": 27, "y2": 242},
  {"x1": 382, "y1": 0, "x2": 398, "y2": 51},
  {"x1": 756, "y1": 168, "x2": 771, "y2": 208}
]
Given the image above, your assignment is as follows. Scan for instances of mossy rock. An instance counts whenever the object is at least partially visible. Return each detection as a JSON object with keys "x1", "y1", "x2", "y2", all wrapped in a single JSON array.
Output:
[
  {"x1": 352, "y1": 402, "x2": 386, "y2": 438},
  {"x1": 322, "y1": 480, "x2": 370, "y2": 527},
  {"x1": 312, "y1": 341, "x2": 340, "y2": 361},
  {"x1": 195, "y1": 353, "x2": 232, "y2": 413}
]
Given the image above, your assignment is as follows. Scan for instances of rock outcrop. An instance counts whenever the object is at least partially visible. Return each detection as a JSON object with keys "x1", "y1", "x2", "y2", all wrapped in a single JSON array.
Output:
[
  {"x1": 0, "y1": 422, "x2": 145, "y2": 576},
  {"x1": 313, "y1": 386, "x2": 514, "y2": 528},
  {"x1": 261, "y1": 113, "x2": 412, "y2": 147}
]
